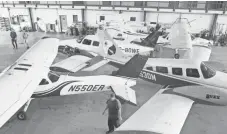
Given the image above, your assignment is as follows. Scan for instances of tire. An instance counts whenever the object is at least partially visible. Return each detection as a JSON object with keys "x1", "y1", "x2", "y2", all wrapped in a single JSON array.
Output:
[
  {"x1": 17, "y1": 111, "x2": 27, "y2": 120},
  {"x1": 74, "y1": 48, "x2": 80, "y2": 54},
  {"x1": 174, "y1": 53, "x2": 180, "y2": 59}
]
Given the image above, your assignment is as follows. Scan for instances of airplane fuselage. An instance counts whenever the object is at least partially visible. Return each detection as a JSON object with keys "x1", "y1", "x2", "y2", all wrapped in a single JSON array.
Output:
[
  {"x1": 59, "y1": 35, "x2": 153, "y2": 57},
  {"x1": 33, "y1": 74, "x2": 136, "y2": 98},
  {"x1": 139, "y1": 59, "x2": 227, "y2": 106}
]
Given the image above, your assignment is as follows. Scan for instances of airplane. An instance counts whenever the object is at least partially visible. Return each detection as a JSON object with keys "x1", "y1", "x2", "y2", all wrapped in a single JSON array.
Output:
[
  {"x1": 92, "y1": 21, "x2": 227, "y2": 134},
  {"x1": 0, "y1": 36, "x2": 148, "y2": 128},
  {"x1": 56, "y1": 24, "x2": 227, "y2": 134},
  {"x1": 58, "y1": 29, "x2": 154, "y2": 58},
  {"x1": 0, "y1": 37, "x2": 59, "y2": 128}
]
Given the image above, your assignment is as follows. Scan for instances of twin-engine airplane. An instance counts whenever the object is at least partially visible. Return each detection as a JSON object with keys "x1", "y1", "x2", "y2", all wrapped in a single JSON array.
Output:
[
  {"x1": 0, "y1": 37, "x2": 148, "y2": 128},
  {"x1": 59, "y1": 25, "x2": 227, "y2": 134},
  {"x1": 100, "y1": 22, "x2": 227, "y2": 134}
]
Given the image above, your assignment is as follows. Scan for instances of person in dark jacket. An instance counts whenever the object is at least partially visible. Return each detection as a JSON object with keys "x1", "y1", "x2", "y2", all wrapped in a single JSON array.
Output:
[
  {"x1": 10, "y1": 29, "x2": 18, "y2": 49},
  {"x1": 103, "y1": 93, "x2": 122, "y2": 134}
]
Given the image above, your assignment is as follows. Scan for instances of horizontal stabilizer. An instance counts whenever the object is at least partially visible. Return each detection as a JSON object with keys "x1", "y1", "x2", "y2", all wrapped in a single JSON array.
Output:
[
  {"x1": 110, "y1": 85, "x2": 137, "y2": 106},
  {"x1": 82, "y1": 59, "x2": 109, "y2": 71}
]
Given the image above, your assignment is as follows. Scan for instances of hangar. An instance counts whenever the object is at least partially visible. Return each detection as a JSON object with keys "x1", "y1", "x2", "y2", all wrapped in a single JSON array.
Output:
[{"x1": 0, "y1": 1, "x2": 227, "y2": 134}]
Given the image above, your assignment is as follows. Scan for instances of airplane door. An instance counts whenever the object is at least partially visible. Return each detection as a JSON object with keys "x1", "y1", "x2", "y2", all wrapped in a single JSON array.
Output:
[{"x1": 59, "y1": 15, "x2": 68, "y2": 32}]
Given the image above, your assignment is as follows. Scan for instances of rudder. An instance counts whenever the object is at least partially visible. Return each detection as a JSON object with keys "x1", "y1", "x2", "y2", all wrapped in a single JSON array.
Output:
[{"x1": 115, "y1": 54, "x2": 148, "y2": 79}]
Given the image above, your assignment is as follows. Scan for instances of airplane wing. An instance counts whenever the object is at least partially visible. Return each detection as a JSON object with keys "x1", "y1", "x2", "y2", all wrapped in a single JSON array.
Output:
[
  {"x1": 115, "y1": 87, "x2": 194, "y2": 134},
  {"x1": 0, "y1": 38, "x2": 59, "y2": 128},
  {"x1": 50, "y1": 55, "x2": 111, "y2": 73}
]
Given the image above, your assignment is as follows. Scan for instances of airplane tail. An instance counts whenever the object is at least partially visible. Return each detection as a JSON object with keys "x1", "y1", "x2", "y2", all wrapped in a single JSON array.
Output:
[
  {"x1": 114, "y1": 54, "x2": 148, "y2": 79},
  {"x1": 96, "y1": 27, "x2": 130, "y2": 64},
  {"x1": 141, "y1": 30, "x2": 161, "y2": 48}
]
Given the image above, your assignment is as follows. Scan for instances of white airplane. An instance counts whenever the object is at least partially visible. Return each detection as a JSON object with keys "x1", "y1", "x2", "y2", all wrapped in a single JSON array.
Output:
[
  {"x1": 58, "y1": 24, "x2": 227, "y2": 134},
  {"x1": 0, "y1": 37, "x2": 148, "y2": 128},
  {"x1": 58, "y1": 29, "x2": 154, "y2": 58},
  {"x1": 0, "y1": 37, "x2": 59, "y2": 128},
  {"x1": 90, "y1": 22, "x2": 227, "y2": 134}
]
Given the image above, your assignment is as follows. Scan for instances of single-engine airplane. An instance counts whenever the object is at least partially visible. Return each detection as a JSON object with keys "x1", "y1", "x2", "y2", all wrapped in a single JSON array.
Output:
[{"x1": 0, "y1": 37, "x2": 148, "y2": 128}]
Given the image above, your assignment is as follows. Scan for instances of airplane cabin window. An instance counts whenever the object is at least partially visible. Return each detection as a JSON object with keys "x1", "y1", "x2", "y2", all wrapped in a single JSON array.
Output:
[
  {"x1": 186, "y1": 68, "x2": 200, "y2": 78},
  {"x1": 146, "y1": 67, "x2": 153, "y2": 71},
  {"x1": 39, "y1": 79, "x2": 49, "y2": 85},
  {"x1": 156, "y1": 66, "x2": 168, "y2": 73},
  {"x1": 172, "y1": 68, "x2": 183, "y2": 75},
  {"x1": 200, "y1": 62, "x2": 216, "y2": 79},
  {"x1": 82, "y1": 39, "x2": 92, "y2": 45},
  {"x1": 48, "y1": 72, "x2": 60, "y2": 83},
  {"x1": 92, "y1": 41, "x2": 99, "y2": 46},
  {"x1": 117, "y1": 33, "x2": 122, "y2": 37}
]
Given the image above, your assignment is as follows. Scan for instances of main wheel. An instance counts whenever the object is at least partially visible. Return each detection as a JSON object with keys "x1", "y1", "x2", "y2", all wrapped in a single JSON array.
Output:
[
  {"x1": 17, "y1": 111, "x2": 27, "y2": 120},
  {"x1": 174, "y1": 53, "x2": 180, "y2": 59}
]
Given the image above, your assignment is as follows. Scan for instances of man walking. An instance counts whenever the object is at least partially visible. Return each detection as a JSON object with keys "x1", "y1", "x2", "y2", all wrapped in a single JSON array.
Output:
[
  {"x1": 23, "y1": 29, "x2": 29, "y2": 49},
  {"x1": 10, "y1": 29, "x2": 18, "y2": 49},
  {"x1": 103, "y1": 93, "x2": 122, "y2": 134}
]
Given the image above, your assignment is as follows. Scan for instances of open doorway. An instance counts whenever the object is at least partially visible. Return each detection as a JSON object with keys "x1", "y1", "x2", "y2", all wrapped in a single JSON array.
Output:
[
  {"x1": 73, "y1": 15, "x2": 78, "y2": 24},
  {"x1": 59, "y1": 15, "x2": 67, "y2": 32}
]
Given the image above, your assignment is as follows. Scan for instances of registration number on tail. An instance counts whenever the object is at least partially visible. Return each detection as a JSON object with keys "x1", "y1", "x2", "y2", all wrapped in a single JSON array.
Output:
[
  {"x1": 139, "y1": 71, "x2": 156, "y2": 81},
  {"x1": 68, "y1": 85, "x2": 105, "y2": 92}
]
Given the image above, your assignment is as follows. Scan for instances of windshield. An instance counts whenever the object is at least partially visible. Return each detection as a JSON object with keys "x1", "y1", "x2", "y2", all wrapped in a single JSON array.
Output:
[
  {"x1": 48, "y1": 71, "x2": 60, "y2": 83},
  {"x1": 200, "y1": 62, "x2": 216, "y2": 79}
]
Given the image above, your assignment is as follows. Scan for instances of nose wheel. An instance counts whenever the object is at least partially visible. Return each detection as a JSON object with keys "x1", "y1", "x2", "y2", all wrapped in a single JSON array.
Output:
[
  {"x1": 17, "y1": 98, "x2": 33, "y2": 120},
  {"x1": 17, "y1": 111, "x2": 26, "y2": 120}
]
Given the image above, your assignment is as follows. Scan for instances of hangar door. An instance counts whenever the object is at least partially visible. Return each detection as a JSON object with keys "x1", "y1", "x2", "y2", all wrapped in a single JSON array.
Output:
[{"x1": 59, "y1": 15, "x2": 68, "y2": 32}]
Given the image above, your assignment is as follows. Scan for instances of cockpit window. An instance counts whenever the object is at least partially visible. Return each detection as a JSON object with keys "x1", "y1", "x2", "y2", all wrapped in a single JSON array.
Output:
[
  {"x1": 39, "y1": 79, "x2": 49, "y2": 85},
  {"x1": 82, "y1": 39, "x2": 92, "y2": 45},
  {"x1": 92, "y1": 41, "x2": 99, "y2": 46},
  {"x1": 200, "y1": 62, "x2": 216, "y2": 79},
  {"x1": 48, "y1": 71, "x2": 60, "y2": 83},
  {"x1": 186, "y1": 68, "x2": 200, "y2": 78}
]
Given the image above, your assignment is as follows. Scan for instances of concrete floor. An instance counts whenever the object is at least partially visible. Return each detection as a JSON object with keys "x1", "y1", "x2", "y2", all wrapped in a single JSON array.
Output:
[{"x1": 0, "y1": 32, "x2": 227, "y2": 134}]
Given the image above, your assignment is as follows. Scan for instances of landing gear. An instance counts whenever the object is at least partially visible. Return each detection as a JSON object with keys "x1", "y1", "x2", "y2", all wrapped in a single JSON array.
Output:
[
  {"x1": 17, "y1": 98, "x2": 33, "y2": 120},
  {"x1": 174, "y1": 53, "x2": 180, "y2": 59},
  {"x1": 174, "y1": 49, "x2": 180, "y2": 59},
  {"x1": 17, "y1": 111, "x2": 26, "y2": 120}
]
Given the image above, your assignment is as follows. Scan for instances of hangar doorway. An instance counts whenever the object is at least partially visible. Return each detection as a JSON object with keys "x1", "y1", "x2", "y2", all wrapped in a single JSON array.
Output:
[
  {"x1": 59, "y1": 15, "x2": 67, "y2": 32},
  {"x1": 73, "y1": 15, "x2": 78, "y2": 24}
]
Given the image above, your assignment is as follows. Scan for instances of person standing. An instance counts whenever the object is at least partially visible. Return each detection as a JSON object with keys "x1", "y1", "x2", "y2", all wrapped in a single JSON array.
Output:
[
  {"x1": 10, "y1": 29, "x2": 18, "y2": 49},
  {"x1": 103, "y1": 93, "x2": 122, "y2": 134},
  {"x1": 23, "y1": 29, "x2": 29, "y2": 49}
]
